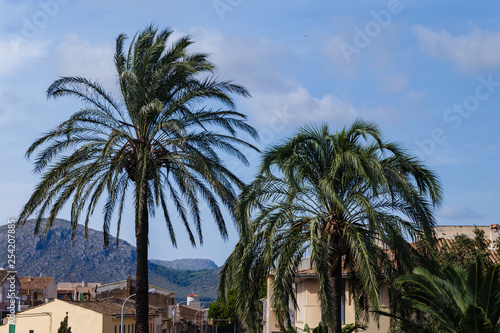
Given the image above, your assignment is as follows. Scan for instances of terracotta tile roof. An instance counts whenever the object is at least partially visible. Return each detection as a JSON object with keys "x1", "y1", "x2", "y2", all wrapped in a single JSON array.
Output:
[
  {"x1": 19, "y1": 277, "x2": 54, "y2": 291},
  {"x1": 187, "y1": 293, "x2": 199, "y2": 297},
  {"x1": 62, "y1": 298, "x2": 137, "y2": 315}
]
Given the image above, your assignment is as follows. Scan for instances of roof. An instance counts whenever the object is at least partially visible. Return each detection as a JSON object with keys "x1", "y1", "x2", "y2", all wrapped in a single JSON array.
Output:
[
  {"x1": 179, "y1": 304, "x2": 202, "y2": 311},
  {"x1": 61, "y1": 298, "x2": 160, "y2": 315},
  {"x1": 62, "y1": 298, "x2": 137, "y2": 315},
  {"x1": 19, "y1": 276, "x2": 54, "y2": 291},
  {"x1": 0, "y1": 270, "x2": 14, "y2": 284},
  {"x1": 14, "y1": 298, "x2": 150, "y2": 316},
  {"x1": 187, "y1": 293, "x2": 200, "y2": 297},
  {"x1": 97, "y1": 278, "x2": 174, "y2": 296},
  {"x1": 434, "y1": 237, "x2": 500, "y2": 263}
]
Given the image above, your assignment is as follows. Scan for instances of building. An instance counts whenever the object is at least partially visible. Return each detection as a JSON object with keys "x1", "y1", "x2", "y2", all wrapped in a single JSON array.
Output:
[
  {"x1": 0, "y1": 298, "x2": 161, "y2": 333},
  {"x1": 169, "y1": 293, "x2": 211, "y2": 333},
  {"x1": 96, "y1": 276, "x2": 175, "y2": 310},
  {"x1": 263, "y1": 225, "x2": 500, "y2": 333},
  {"x1": 263, "y1": 257, "x2": 390, "y2": 333},
  {"x1": 18, "y1": 276, "x2": 56, "y2": 308},
  {"x1": 186, "y1": 293, "x2": 202, "y2": 309},
  {"x1": 435, "y1": 224, "x2": 500, "y2": 247},
  {"x1": 56, "y1": 281, "x2": 101, "y2": 301}
]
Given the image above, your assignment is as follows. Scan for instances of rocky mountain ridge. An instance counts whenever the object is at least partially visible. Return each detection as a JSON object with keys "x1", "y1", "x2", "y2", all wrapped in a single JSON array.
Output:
[{"x1": 0, "y1": 219, "x2": 219, "y2": 301}]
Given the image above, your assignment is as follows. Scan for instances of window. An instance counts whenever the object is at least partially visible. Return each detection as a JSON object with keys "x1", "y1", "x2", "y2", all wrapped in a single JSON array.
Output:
[
  {"x1": 128, "y1": 324, "x2": 130, "y2": 333},
  {"x1": 29, "y1": 331, "x2": 34, "y2": 333}
]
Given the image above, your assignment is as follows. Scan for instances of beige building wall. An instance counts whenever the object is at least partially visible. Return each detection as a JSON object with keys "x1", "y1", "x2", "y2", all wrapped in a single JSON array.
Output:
[
  {"x1": 102, "y1": 315, "x2": 159, "y2": 333},
  {"x1": 264, "y1": 268, "x2": 390, "y2": 333},
  {"x1": 0, "y1": 299, "x2": 104, "y2": 333}
]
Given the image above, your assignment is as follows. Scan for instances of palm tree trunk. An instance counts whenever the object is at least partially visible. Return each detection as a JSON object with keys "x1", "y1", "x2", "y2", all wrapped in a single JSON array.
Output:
[
  {"x1": 331, "y1": 259, "x2": 342, "y2": 333},
  {"x1": 135, "y1": 186, "x2": 150, "y2": 333}
]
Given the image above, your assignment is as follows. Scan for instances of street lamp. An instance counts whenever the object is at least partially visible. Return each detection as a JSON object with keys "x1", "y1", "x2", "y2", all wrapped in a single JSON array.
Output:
[
  {"x1": 121, "y1": 288, "x2": 156, "y2": 333},
  {"x1": 172, "y1": 300, "x2": 189, "y2": 333},
  {"x1": 195, "y1": 309, "x2": 207, "y2": 333}
]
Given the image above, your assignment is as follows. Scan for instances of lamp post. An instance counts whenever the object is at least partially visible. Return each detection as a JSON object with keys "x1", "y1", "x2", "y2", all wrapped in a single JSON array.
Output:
[
  {"x1": 121, "y1": 288, "x2": 156, "y2": 333},
  {"x1": 195, "y1": 309, "x2": 207, "y2": 333},
  {"x1": 172, "y1": 300, "x2": 188, "y2": 333}
]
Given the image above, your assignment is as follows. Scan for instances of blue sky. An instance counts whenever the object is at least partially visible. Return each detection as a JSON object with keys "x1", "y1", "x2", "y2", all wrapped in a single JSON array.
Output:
[{"x1": 1, "y1": 0, "x2": 500, "y2": 266}]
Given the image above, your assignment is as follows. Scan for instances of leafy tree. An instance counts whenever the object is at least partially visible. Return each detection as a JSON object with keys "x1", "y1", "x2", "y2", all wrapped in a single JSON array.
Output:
[
  {"x1": 17, "y1": 25, "x2": 257, "y2": 333},
  {"x1": 391, "y1": 257, "x2": 500, "y2": 333},
  {"x1": 220, "y1": 121, "x2": 442, "y2": 333},
  {"x1": 208, "y1": 289, "x2": 238, "y2": 328},
  {"x1": 209, "y1": 284, "x2": 266, "y2": 328},
  {"x1": 58, "y1": 312, "x2": 72, "y2": 333},
  {"x1": 437, "y1": 228, "x2": 493, "y2": 268}
]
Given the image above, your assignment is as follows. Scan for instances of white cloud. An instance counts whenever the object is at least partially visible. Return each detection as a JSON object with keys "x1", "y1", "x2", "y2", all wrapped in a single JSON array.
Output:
[
  {"x1": 181, "y1": 27, "x2": 363, "y2": 129},
  {"x1": 185, "y1": 27, "x2": 295, "y2": 94},
  {"x1": 413, "y1": 26, "x2": 500, "y2": 74},
  {"x1": 51, "y1": 34, "x2": 116, "y2": 88},
  {"x1": 243, "y1": 86, "x2": 358, "y2": 129},
  {"x1": 0, "y1": 37, "x2": 46, "y2": 76}
]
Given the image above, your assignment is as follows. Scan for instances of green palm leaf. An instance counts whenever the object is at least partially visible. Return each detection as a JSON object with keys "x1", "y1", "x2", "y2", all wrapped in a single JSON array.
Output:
[{"x1": 18, "y1": 25, "x2": 257, "y2": 333}]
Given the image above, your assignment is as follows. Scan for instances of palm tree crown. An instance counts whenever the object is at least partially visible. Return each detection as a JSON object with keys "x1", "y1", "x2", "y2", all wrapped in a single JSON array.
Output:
[
  {"x1": 220, "y1": 120, "x2": 442, "y2": 333},
  {"x1": 18, "y1": 25, "x2": 257, "y2": 333},
  {"x1": 394, "y1": 258, "x2": 500, "y2": 333}
]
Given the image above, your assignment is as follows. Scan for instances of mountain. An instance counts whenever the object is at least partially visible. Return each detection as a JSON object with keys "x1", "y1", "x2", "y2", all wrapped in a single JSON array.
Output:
[
  {"x1": 0, "y1": 219, "x2": 220, "y2": 301},
  {"x1": 150, "y1": 258, "x2": 218, "y2": 271}
]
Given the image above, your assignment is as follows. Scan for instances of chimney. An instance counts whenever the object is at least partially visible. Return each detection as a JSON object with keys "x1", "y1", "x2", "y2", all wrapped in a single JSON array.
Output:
[{"x1": 126, "y1": 275, "x2": 131, "y2": 296}]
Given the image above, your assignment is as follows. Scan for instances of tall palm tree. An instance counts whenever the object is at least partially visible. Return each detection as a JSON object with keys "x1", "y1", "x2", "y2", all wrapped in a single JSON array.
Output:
[
  {"x1": 17, "y1": 25, "x2": 257, "y2": 333},
  {"x1": 392, "y1": 258, "x2": 500, "y2": 333},
  {"x1": 220, "y1": 121, "x2": 442, "y2": 333}
]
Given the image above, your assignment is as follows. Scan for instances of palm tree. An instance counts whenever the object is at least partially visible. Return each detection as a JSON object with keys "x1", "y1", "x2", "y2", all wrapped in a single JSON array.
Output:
[
  {"x1": 17, "y1": 25, "x2": 257, "y2": 333},
  {"x1": 392, "y1": 257, "x2": 500, "y2": 333},
  {"x1": 220, "y1": 121, "x2": 442, "y2": 333}
]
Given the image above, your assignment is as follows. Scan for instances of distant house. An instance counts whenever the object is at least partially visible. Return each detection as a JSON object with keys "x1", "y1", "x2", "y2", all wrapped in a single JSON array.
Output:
[
  {"x1": 96, "y1": 275, "x2": 175, "y2": 310},
  {"x1": 96, "y1": 276, "x2": 175, "y2": 332},
  {"x1": 186, "y1": 293, "x2": 202, "y2": 309},
  {"x1": 0, "y1": 298, "x2": 161, "y2": 333},
  {"x1": 57, "y1": 281, "x2": 101, "y2": 301},
  {"x1": 18, "y1": 276, "x2": 56, "y2": 308},
  {"x1": 172, "y1": 304, "x2": 207, "y2": 333}
]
